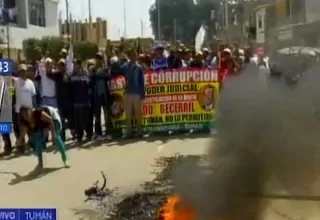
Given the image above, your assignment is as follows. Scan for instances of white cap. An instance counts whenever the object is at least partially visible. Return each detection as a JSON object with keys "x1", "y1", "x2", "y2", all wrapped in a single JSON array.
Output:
[
  {"x1": 110, "y1": 56, "x2": 119, "y2": 64},
  {"x1": 223, "y1": 48, "x2": 231, "y2": 54},
  {"x1": 19, "y1": 64, "x2": 27, "y2": 71},
  {"x1": 45, "y1": 57, "x2": 52, "y2": 63},
  {"x1": 202, "y1": 48, "x2": 209, "y2": 52}
]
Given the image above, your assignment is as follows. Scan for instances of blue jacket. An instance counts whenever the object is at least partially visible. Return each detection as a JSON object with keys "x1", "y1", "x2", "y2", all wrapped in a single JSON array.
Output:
[
  {"x1": 122, "y1": 62, "x2": 145, "y2": 98},
  {"x1": 152, "y1": 57, "x2": 168, "y2": 70}
]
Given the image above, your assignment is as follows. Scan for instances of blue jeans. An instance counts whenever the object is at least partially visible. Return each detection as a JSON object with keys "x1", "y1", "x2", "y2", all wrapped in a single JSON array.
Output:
[{"x1": 41, "y1": 96, "x2": 57, "y2": 108}]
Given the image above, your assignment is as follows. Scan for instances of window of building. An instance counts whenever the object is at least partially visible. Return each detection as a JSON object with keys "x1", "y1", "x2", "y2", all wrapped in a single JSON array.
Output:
[
  {"x1": 258, "y1": 15, "x2": 262, "y2": 29},
  {"x1": 3, "y1": 0, "x2": 16, "y2": 8},
  {"x1": 28, "y1": 0, "x2": 45, "y2": 27},
  {"x1": 285, "y1": 0, "x2": 291, "y2": 17},
  {"x1": 0, "y1": 0, "x2": 17, "y2": 24}
]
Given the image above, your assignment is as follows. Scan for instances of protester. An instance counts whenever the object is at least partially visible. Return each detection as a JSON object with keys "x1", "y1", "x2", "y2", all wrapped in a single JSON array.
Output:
[
  {"x1": 190, "y1": 52, "x2": 204, "y2": 68},
  {"x1": 110, "y1": 48, "x2": 119, "y2": 64},
  {"x1": 17, "y1": 106, "x2": 69, "y2": 169},
  {"x1": 152, "y1": 44, "x2": 168, "y2": 70},
  {"x1": 60, "y1": 48, "x2": 68, "y2": 59},
  {"x1": 70, "y1": 59, "x2": 92, "y2": 142},
  {"x1": 13, "y1": 64, "x2": 37, "y2": 153},
  {"x1": 138, "y1": 54, "x2": 150, "y2": 70},
  {"x1": 1, "y1": 39, "x2": 253, "y2": 156},
  {"x1": 181, "y1": 48, "x2": 191, "y2": 67},
  {"x1": 109, "y1": 48, "x2": 122, "y2": 75},
  {"x1": 123, "y1": 49, "x2": 145, "y2": 138},
  {"x1": 46, "y1": 59, "x2": 72, "y2": 141},
  {"x1": 36, "y1": 58, "x2": 57, "y2": 107},
  {"x1": 167, "y1": 48, "x2": 182, "y2": 69},
  {"x1": 203, "y1": 48, "x2": 218, "y2": 68},
  {"x1": 220, "y1": 48, "x2": 237, "y2": 77},
  {"x1": 90, "y1": 52, "x2": 113, "y2": 140}
]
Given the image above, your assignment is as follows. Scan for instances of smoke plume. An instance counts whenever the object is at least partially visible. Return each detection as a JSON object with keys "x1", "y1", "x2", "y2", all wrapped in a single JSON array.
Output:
[{"x1": 173, "y1": 63, "x2": 320, "y2": 219}]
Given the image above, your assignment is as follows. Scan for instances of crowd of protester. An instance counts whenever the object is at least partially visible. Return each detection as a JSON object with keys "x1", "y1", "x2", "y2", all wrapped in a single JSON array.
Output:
[{"x1": 1, "y1": 41, "x2": 254, "y2": 163}]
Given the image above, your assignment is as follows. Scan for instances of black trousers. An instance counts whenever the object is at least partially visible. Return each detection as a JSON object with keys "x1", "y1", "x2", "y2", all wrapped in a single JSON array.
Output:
[
  {"x1": 2, "y1": 133, "x2": 12, "y2": 153},
  {"x1": 93, "y1": 98, "x2": 113, "y2": 136},
  {"x1": 74, "y1": 106, "x2": 92, "y2": 140},
  {"x1": 58, "y1": 108, "x2": 73, "y2": 141},
  {"x1": 13, "y1": 112, "x2": 20, "y2": 139}
]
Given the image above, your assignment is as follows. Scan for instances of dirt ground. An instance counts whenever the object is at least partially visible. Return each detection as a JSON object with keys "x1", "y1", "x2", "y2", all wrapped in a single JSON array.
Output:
[{"x1": 0, "y1": 135, "x2": 319, "y2": 219}]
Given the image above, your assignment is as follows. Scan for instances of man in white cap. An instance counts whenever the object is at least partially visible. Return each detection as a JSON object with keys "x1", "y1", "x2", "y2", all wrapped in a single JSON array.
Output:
[
  {"x1": 13, "y1": 64, "x2": 36, "y2": 152},
  {"x1": 203, "y1": 48, "x2": 217, "y2": 68},
  {"x1": 60, "y1": 48, "x2": 68, "y2": 59}
]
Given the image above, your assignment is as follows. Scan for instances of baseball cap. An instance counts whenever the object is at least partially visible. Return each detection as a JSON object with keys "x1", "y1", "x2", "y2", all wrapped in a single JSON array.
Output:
[
  {"x1": 154, "y1": 43, "x2": 164, "y2": 50},
  {"x1": 223, "y1": 48, "x2": 231, "y2": 54},
  {"x1": 19, "y1": 64, "x2": 27, "y2": 71},
  {"x1": 60, "y1": 48, "x2": 67, "y2": 54}
]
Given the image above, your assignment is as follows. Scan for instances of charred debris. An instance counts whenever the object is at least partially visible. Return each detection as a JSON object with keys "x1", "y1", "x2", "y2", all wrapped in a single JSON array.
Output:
[{"x1": 81, "y1": 155, "x2": 202, "y2": 220}]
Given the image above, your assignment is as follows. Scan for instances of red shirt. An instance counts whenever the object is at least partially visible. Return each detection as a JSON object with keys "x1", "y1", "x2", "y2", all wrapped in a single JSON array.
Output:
[{"x1": 219, "y1": 60, "x2": 236, "y2": 81}]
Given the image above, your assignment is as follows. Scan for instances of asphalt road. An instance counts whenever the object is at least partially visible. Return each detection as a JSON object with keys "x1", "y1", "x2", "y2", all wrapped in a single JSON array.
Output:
[{"x1": 0, "y1": 135, "x2": 320, "y2": 219}]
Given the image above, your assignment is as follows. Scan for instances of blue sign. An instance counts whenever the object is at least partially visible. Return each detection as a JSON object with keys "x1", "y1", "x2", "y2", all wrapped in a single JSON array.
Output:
[
  {"x1": 0, "y1": 122, "x2": 12, "y2": 134},
  {"x1": 0, "y1": 59, "x2": 13, "y2": 75},
  {"x1": 0, "y1": 208, "x2": 56, "y2": 220}
]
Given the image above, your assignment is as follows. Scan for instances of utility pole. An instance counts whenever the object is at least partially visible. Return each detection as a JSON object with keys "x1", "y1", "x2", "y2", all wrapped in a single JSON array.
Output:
[
  {"x1": 88, "y1": 0, "x2": 92, "y2": 25},
  {"x1": 225, "y1": 0, "x2": 228, "y2": 29},
  {"x1": 140, "y1": 19, "x2": 144, "y2": 38},
  {"x1": 173, "y1": 18, "x2": 177, "y2": 43},
  {"x1": 6, "y1": 25, "x2": 9, "y2": 58},
  {"x1": 157, "y1": 0, "x2": 161, "y2": 40},
  {"x1": 123, "y1": 0, "x2": 127, "y2": 37},
  {"x1": 224, "y1": 0, "x2": 229, "y2": 43},
  {"x1": 65, "y1": 0, "x2": 70, "y2": 42}
]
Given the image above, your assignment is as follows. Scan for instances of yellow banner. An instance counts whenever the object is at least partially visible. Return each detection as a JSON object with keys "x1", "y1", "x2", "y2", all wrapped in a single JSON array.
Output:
[{"x1": 108, "y1": 68, "x2": 220, "y2": 132}]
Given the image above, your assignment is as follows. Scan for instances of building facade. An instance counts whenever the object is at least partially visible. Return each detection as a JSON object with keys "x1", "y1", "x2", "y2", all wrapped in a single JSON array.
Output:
[
  {"x1": 0, "y1": 0, "x2": 59, "y2": 50},
  {"x1": 59, "y1": 18, "x2": 108, "y2": 49},
  {"x1": 275, "y1": 0, "x2": 320, "y2": 47}
]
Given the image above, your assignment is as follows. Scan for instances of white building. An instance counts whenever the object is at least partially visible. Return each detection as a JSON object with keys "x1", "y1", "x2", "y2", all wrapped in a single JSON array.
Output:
[{"x1": 0, "y1": 0, "x2": 59, "y2": 49}]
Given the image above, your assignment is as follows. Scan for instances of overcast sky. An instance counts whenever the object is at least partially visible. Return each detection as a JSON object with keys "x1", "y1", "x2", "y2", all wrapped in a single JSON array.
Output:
[{"x1": 58, "y1": 0, "x2": 154, "y2": 40}]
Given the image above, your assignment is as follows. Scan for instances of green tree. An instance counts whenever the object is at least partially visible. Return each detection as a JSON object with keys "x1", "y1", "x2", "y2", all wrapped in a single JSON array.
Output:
[
  {"x1": 40, "y1": 36, "x2": 65, "y2": 60},
  {"x1": 22, "y1": 36, "x2": 99, "y2": 61},
  {"x1": 22, "y1": 38, "x2": 42, "y2": 61},
  {"x1": 149, "y1": 0, "x2": 216, "y2": 45},
  {"x1": 73, "y1": 41, "x2": 98, "y2": 61},
  {"x1": 22, "y1": 36, "x2": 64, "y2": 61}
]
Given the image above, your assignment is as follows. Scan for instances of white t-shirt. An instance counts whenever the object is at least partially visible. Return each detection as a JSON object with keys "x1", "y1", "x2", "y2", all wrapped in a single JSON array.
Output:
[
  {"x1": 45, "y1": 106, "x2": 61, "y2": 124},
  {"x1": 14, "y1": 78, "x2": 36, "y2": 113},
  {"x1": 38, "y1": 63, "x2": 56, "y2": 97}
]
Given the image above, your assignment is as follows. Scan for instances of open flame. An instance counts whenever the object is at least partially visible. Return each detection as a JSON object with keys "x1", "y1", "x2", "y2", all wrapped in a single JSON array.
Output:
[{"x1": 157, "y1": 196, "x2": 195, "y2": 220}]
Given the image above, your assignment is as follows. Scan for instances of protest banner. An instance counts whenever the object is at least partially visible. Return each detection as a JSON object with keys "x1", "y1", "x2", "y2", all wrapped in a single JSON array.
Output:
[{"x1": 108, "y1": 68, "x2": 220, "y2": 134}]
